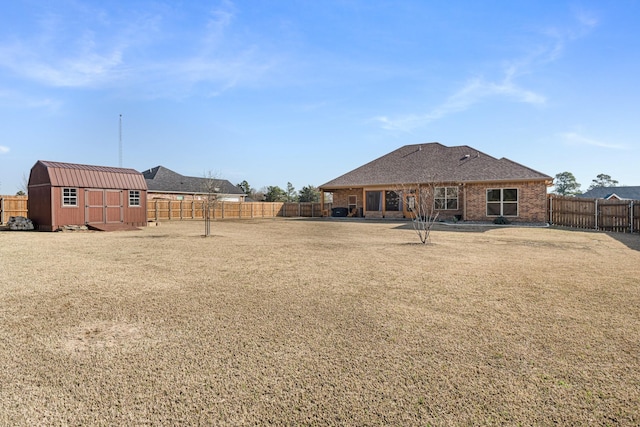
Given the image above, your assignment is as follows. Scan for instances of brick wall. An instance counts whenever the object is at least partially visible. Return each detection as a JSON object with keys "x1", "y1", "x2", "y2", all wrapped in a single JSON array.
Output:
[
  {"x1": 330, "y1": 189, "x2": 362, "y2": 210},
  {"x1": 327, "y1": 181, "x2": 549, "y2": 222},
  {"x1": 465, "y1": 181, "x2": 548, "y2": 222}
]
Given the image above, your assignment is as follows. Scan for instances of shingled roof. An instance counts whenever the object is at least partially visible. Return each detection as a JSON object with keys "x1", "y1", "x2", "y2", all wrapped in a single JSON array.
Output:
[
  {"x1": 578, "y1": 186, "x2": 640, "y2": 200},
  {"x1": 320, "y1": 143, "x2": 551, "y2": 189},
  {"x1": 142, "y1": 166, "x2": 244, "y2": 195}
]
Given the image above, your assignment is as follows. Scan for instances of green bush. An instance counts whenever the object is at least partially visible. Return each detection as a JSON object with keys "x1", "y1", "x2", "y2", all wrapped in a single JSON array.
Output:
[{"x1": 493, "y1": 216, "x2": 511, "y2": 225}]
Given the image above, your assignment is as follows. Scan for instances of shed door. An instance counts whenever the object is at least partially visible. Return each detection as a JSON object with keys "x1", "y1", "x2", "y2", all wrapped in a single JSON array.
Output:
[
  {"x1": 85, "y1": 189, "x2": 124, "y2": 224},
  {"x1": 105, "y1": 190, "x2": 123, "y2": 223},
  {"x1": 86, "y1": 189, "x2": 104, "y2": 223}
]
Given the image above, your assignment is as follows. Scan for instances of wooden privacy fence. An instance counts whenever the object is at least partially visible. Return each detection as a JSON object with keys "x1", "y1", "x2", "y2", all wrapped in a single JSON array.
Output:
[
  {"x1": 0, "y1": 196, "x2": 28, "y2": 224},
  {"x1": 1, "y1": 196, "x2": 328, "y2": 224},
  {"x1": 146, "y1": 200, "x2": 328, "y2": 221},
  {"x1": 548, "y1": 195, "x2": 640, "y2": 233}
]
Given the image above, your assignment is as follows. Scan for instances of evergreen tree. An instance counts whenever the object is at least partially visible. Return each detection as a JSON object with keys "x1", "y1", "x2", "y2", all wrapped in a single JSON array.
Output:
[
  {"x1": 553, "y1": 172, "x2": 581, "y2": 196},
  {"x1": 588, "y1": 173, "x2": 618, "y2": 191},
  {"x1": 237, "y1": 180, "x2": 253, "y2": 196},
  {"x1": 264, "y1": 186, "x2": 287, "y2": 202},
  {"x1": 298, "y1": 185, "x2": 320, "y2": 202},
  {"x1": 285, "y1": 182, "x2": 297, "y2": 202}
]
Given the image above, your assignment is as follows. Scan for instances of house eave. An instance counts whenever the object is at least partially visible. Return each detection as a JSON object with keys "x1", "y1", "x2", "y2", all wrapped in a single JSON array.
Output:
[
  {"x1": 320, "y1": 177, "x2": 553, "y2": 191},
  {"x1": 147, "y1": 189, "x2": 243, "y2": 196}
]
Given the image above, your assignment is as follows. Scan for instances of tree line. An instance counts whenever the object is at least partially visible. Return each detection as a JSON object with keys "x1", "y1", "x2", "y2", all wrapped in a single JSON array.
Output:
[
  {"x1": 236, "y1": 180, "x2": 321, "y2": 203},
  {"x1": 553, "y1": 172, "x2": 619, "y2": 196}
]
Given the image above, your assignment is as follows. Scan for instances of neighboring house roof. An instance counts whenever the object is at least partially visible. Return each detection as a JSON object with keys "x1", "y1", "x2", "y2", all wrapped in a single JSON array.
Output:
[
  {"x1": 142, "y1": 166, "x2": 244, "y2": 195},
  {"x1": 319, "y1": 143, "x2": 552, "y2": 189},
  {"x1": 578, "y1": 186, "x2": 640, "y2": 200},
  {"x1": 30, "y1": 160, "x2": 147, "y2": 190}
]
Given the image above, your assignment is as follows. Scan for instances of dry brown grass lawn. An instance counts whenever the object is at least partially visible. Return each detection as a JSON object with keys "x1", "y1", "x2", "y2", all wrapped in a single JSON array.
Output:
[{"x1": 1, "y1": 219, "x2": 639, "y2": 426}]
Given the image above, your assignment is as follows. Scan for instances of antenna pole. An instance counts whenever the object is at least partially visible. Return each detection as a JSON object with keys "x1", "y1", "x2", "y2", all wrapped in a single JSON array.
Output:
[{"x1": 119, "y1": 114, "x2": 123, "y2": 167}]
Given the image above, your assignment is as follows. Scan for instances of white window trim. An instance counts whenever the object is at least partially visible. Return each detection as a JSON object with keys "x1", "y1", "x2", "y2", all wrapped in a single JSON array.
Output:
[
  {"x1": 129, "y1": 190, "x2": 141, "y2": 207},
  {"x1": 62, "y1": 188, "x2": 78, "y2": 207}
]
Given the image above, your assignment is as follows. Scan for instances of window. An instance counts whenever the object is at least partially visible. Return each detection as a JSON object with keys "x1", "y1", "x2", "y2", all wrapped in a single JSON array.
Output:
[
  {"x1": 385, "y1": 191, "x2": 400, "y2": 211},
  {"x1": 487, "y1": 188, "x2": 518, "y2": 217},
  {"x1": 129, "y1": 190, "x2": 141, "y2": 207},
  {"x1": 434, "y1": 187, "x2": 458, "y2": 210},
  {"x1": 366, "y1": 191, "x2": 382, "y2": 211},
  {"x1": 63, "y1": 188, "x2": 77, "y2": 206}
]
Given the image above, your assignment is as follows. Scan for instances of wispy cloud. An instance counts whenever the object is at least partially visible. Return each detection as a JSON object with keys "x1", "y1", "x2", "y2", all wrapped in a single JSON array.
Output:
[
  {"x1": 0, "y1": 145, "x2": 9, "y2": 154},
  {"x1": 375, "y1": 71, "x2": 546, "y2": 132},
  {"x1": 0, "y1": 88, "x2": 61, "y2": 110},
  {"x1": 0, "y1": 1, "x2": 275, "y2": 99},
  {"x1": 0, "y1": 6, "x2": 133, "y2": 89},
  {"x1": 375, "y1": 11, "x2": 598, "y2": 132},
  {"x1": 560, "y1": 131, "x2": 626, "y2": 150}
]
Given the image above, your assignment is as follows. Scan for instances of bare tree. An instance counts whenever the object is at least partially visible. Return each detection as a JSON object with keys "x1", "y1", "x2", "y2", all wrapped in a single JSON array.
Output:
[
  {"x1": 19, "y1": 173, "x2": 29, "y2": 195},
  {"x1": 202, "y1": 171, "x2": 221, "y2": 237},
  {"x1": 395, "y1": 181, "x2": 440, "y2": 244}
]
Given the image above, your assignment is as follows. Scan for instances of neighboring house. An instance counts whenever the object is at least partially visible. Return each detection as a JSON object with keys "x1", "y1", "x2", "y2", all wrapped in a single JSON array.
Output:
[
  {"x1": 319, "y1": 142, "x2": 552, "y2": 222},
  {"x1": 578, "y1": 186, "x2": 640, "y2": 200},
  {"x1": 28, "y1": 160, "x2": 148, "y2": 231},
  {"x1": 142, "y1": 166, "x2": 246, "y2": 202}
]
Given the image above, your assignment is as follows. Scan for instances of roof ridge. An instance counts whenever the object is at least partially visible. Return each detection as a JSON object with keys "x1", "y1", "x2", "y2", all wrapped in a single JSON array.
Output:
[{"x1": 37, "y1": 160, "x2": 140, "y2": 173}]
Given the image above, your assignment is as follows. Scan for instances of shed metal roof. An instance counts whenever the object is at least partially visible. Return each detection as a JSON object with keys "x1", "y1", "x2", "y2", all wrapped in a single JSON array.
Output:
[{"x1": 30, "y1": 160, "x2": 148, "y2": 190}]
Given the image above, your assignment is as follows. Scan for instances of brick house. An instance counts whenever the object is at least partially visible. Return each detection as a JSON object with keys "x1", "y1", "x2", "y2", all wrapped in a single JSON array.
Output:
[
  {"x1": 142, "y1": 166, "x2": 246, "y2": 202},
  {"x1": 319, "y1": 143, "x2": 552, "y2": 223}
]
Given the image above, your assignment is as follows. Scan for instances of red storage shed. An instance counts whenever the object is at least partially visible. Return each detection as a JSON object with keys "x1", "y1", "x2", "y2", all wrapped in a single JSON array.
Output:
[{"x1": 28, "y1": 160, "x2": 148, "y2": 231}]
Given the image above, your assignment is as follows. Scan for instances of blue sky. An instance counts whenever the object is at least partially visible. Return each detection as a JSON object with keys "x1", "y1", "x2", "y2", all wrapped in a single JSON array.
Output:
[{"x1": 1, "y1": 1, "x2": 638, "y2": 194}]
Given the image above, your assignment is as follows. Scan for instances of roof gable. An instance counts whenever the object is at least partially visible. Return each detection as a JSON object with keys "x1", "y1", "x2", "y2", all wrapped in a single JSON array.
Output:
[
  {"x1": 29, "y1": 160, "x2": 147, "y2": 190},
  {"x1": 320, "y1": 143, "x2": 551, "y2": 188},
  {"x1": 579, "y1": 186, "x2": 640, "y2": 200},
  {"x1": 142, "y1": 166, "x2": 244, "y2": 195}
]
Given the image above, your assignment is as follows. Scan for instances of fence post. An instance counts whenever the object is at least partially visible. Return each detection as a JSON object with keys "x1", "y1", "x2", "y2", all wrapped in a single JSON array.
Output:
[
  {"x1": 594, "y1": 199, "x2": 598, "y2": 231},
  {"x1": 1, "y1": 197, "x2": 4, "y2": 224},
  {"x1": 630, "y1": 200, "x2": 634, "y2": 233}
]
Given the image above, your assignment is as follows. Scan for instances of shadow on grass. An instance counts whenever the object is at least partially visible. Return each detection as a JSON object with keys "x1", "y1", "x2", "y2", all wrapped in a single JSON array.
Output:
[
  {"x1": 407, "y1": 222, "x2": 640, "y2": 251},
  {"x1": 609, "y1": 232, "x2": 640, "y2": 251},
  {"x1": 392, "y1": 221, "x2": 546, "y2": 233},
  {"x1": 544, "y1": 225, "x2": 640, "y2": 252}
]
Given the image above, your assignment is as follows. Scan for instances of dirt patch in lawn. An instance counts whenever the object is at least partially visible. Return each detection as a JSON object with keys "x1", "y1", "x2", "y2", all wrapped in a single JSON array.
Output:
[
  {"x1": 1, "y1": 219, "x2": 639, "y2": 425},
  {"x1": 60, "y1": 321, "x2": 146, "y2": 356}
]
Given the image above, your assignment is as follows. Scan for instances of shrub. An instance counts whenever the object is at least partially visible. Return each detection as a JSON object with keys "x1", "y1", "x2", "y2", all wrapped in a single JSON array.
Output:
[{"x1": 493, "y1": 216, "x2": 511, "y2": 225}]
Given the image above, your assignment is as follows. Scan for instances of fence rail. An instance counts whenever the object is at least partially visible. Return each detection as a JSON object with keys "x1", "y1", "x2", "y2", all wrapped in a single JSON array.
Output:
[
  {"x1": 0, "y1": 196, "x2": 28, "y2": 224},
  {"x1": 146, "y1": 200, "x2": 327, "y2": 221},
  {"x1": 548, "y1": 195, "x2": 639, "y2": 233},
  {"x1": 1, "y1": 196, "x2": 329, "y2": 224}
]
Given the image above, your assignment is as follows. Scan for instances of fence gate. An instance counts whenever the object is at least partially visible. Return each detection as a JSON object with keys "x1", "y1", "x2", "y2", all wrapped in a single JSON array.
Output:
[
  {"x1": 598, "y1": 200, "x2": 631, "y2": 233},
  {"x1": 549, "y1": 195, "x2": 639, "y2": 234}
]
